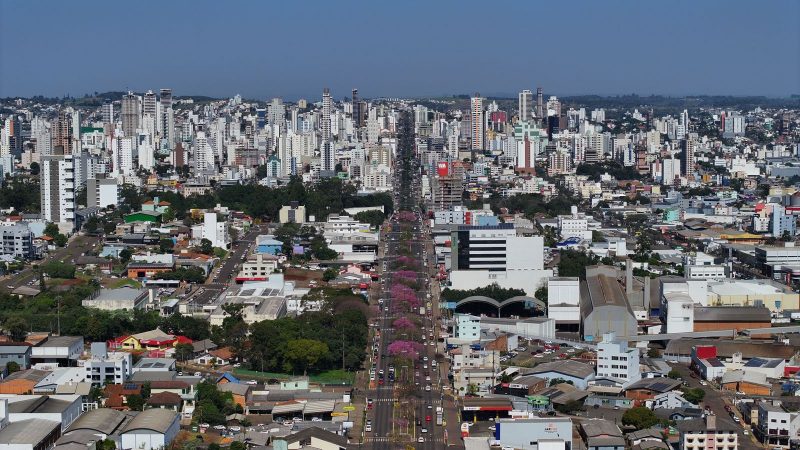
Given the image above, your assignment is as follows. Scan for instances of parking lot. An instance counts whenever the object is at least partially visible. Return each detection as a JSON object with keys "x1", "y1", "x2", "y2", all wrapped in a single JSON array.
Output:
[{"x1": 500, "y1": 340, "x2": 590, "y2": 369}]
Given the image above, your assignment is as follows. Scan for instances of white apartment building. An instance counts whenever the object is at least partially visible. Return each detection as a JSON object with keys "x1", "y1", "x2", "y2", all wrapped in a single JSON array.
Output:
[
  {"x1": 686, "y1": 265, "x2": 728, "y2": 281},
  {"x1": 756, "y1": 402, "x2": 797, "y2": 449},
  {"x1": 40, "y1": 154, "x2": 76, "y2": 231},
  {"x1": 202, "y1": 212, "x2": 229, "y2": 249},
  {"x1": 237, "y1": 254, "x2": 279, "y2": 281},
  {"x1": 83, "y1": 343, "x2": 132, "y2": 385},
  {"x1": 557, "y1": 206, "x2": 595, "y2": 240},
  {"x1": 86, "y1": 177, "x2": 119, "y2": 209},
  {"x1": 595, "y1": 332, "x2": 641, "y2": 387}
]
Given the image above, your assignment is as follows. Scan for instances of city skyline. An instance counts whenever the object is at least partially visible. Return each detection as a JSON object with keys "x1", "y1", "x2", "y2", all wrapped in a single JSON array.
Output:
[{"x1": 1, "y1": 0, "x2": 799, "y2": 99}]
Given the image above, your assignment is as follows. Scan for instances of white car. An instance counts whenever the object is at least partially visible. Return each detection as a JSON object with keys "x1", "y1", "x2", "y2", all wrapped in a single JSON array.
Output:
[
  {"x1": 213, "y1": 424, "x2": 226, "y2": 430},
  {"x1": 421, "y1": 428, "x2": 428, "y2": 433},
  {"x1": 246, "y1": 380, "x2": 258, "y2": 385},
  {"x1": 418, "y1": 437, "x2": 425, "y2": 443},
  {"x1": 228, "y1": 426, "x2": 241, "y2": 432},
  {"x1": 425, "y1": 385, "x2": 431, "y2": 392},
  {"x1": 365, "y1": 425, "x2": 372, "y2": 432}
]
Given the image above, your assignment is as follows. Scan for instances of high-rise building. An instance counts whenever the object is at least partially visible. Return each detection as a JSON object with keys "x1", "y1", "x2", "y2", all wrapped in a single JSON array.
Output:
[
  {"x1": 470, "y1": 94, "x2": 484, "y2": 151},
  {"x1": 596, "y1": 332, "x2": 641, "y2": 387},
  {"x1": 143, "y1": 90, "x2": 158, "y2": 117},
  {"x1": 194, "y1": 131, "x2": 214, "y2": 172},
  {"x1": 682, "y1": 137, "x2": 696, "y2": 176},
  {"x1": 518, "y1": 90, "x2": 533, "y2": 122},
  {"x1": 121, "y1": 92, "x2": 141, "y2": 138},
  {"x1": 40, "y1": 154, "x2": 76, "y2": 228},
  {"x1": 101, "y1": 100, "x2": 114, "y2": 125},
  {"x1": 535, "y1": 87, "x2": 544, "y2": 121},
  {"x1": 1, "y1": 116, "x2": 21, "y2": 156},
  {"x1": 547, "y1": 149, "x2": 572, "y2": 176},
  {"x1": 52, "y1": 110, "x2": 74, "y2": 154},
  {"x1": 320, "y1": 88, "x2": 334, "y2": 172},
  {"x1": 268, "y1": 98, "x2": 286, "y2": 130},
  {"x1": 159, "y1": 89, "x2": 175, "y2": 148}
]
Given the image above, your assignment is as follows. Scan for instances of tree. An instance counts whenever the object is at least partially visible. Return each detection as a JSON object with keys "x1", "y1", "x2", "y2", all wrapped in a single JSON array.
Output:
[
  {"x1": 554, "y1": 400, "x2": 584, "y2": 414},
  {"x1": 54, "y1": 233, "x2": 68, "y2": 247},
  {"x1": 29, "y1": 162, "x2": 40, "y2": 176},
  {"x1": 95, "y1": 439, "x2": 117, "y2": 450},
  {"x1": 162, "y1": 207, "x2": 176, "y2": 223},
  {"x1": 174, "y1": 343, "x2": 195, "y2": 362},
  {"x1": 622, "y1": 406, "x2": 659, "y2": 430},
  {"x1": 549, "y1": 378, "x2": 574, "y2": 387},
  {"x1": 667, "y1": 369, "x2": 682, "y2": 379},
  {"x1": 84, "y1": 216, "x2": 99, "y2": 234},
  {"x1": 230, "y1": 442, "x2": 247, "y2": 450},
  {"x1": 5, "y1": 361, "x2": 20, "y2": 374},
  {"x1": 684, "y1": 388, "x2": 706, "y2": 404},
  {"x1": 200, "y1": 238, "x2": 213, "y2": 255},
  {"x1": 322, "y1": 268, "x2": 338, "y2": 282},
  {"x1": 126, "y1": 394, "x2": 145, "y2": 411},
  {"x1": 141, "y1": 381, "x2": 151, "y2": 399},
  {"x1": 44, "y1": 223, "x2": 59, "y2": 239},
  {"x1": 119, "y1": 249, "x2": 132, "y2": 264},
  {"x1": 42, "y1": 261, "x2": 76, "y2": 279},
  {"x1": 284, "y1": 339, "x2": 329, "y2": 375},
  {"x1": 592, "y1": 230, "x2": 606, "y2": 243},
  {"x1": 159, "y1": 238, "x2": 174, "y2": 253},
  {"x1": 647, "y1": 348, "x2": 661, "y2": 358},
  {"x1": 354, "y1": 210, "x2": 386, "y2": 228}
]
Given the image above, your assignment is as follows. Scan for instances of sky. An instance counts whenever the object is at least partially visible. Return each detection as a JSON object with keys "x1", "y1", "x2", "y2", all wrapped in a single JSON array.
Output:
[{"x1": 1, "y1": 0, "x2": 798, "y2": 100}]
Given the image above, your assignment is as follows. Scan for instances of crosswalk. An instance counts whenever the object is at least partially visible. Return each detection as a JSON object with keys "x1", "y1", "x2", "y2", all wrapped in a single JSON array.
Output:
[{"x1": 364, "y1": 436, "x2": 446, "y2": 443}]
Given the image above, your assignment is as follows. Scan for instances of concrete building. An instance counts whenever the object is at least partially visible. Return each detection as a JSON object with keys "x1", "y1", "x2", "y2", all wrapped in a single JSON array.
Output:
[
  {"x1": 449, "y1": 224, "x2": 552, "y2": 295},
  {"x1": 0, "y1": 224, "x2": 36, "y2": 260},
  {"x1": 547, "y1": 277, "x2": 581, "y2": 328},
  {"x1": 493, "y1": 417, "x2": 573, "y2": 450},
  {"x1": 202, "y1": 212, "x2": 229, "y2": 249},
  {"x1": 580, "y1": 266, "x2": 637, "y2": 341},
  {"x1": 706, "y1": 279, "x2": 799, "y2": 314},
  {"x1": 83, "y1": 343, "x2": 132, "y2": 385},
  {"x1": 596, "y1": 332, "x2": 640, "y2": 388},
  {"x1": 529, "y1": 360, "x2": 596, "y2": 389},
  {"x1": 82, "y1": 286, "x2": 148, "y2": 311},
  {"x1": 119, "y1": 408, "x2": 180, "y2": 450},
  {"x1": 40, "y1": 154, "x2": 77, "y2": 231},
  {"x1": 0, "y1": 344, "x2": 32, "y2": 370},
  {"x1": 677, "y1": 415, "x2": 738, "y2": 450},
  {"x1": 30, "y1": 336, "x2": 83, "y2": 367},
  {"x1": 279, "y1": 202, "x2": 306, "y2": 224},
  {"x1": 86, "y1": 177, "x2": 119, "y2": 209}
]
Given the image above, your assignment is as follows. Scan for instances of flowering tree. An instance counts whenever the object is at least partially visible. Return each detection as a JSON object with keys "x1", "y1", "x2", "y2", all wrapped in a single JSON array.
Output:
[
  {"x1": 397, "y1": 211, "x2": 416, "y2": 222},
  {"x1": 393, "y1": 317, "x2": 417, "y2": 330},
  {"x1": 386, "y1": 340, "x2": 422, "y2": 360}
]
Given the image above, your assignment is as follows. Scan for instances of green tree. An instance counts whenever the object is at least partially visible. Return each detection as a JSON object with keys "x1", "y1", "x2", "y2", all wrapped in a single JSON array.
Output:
[
  {"x1": 42, "y1": 261, "x2": 76, "y2": 279},
  {"x1": 200, "y1": 238, "x2": 213, "y2": 255},
  {"x1": 84, "y1": 216, "x2": 99, "y2": 234},
  {"x1": 549, "y1": 378, "x2": 574, "y2": 387},
  {"x1": 230, "y1": 442, "x2": 247, "y2": 450},
  {"x1": 119, "y1": 249, "x2": 132, "y2": 264},
  {"x1": 44, "y1": 223, "x2": 59, "y2": 239},
  {"x1": 141, "y1": 381, "x2": 151, "y2": 399},
  {"x1": 174, "y1": 342, "x2": 195, "y2": 362},
  {"x1": 354, "y1": 210, "x2": 386, "y2": 228},
  {"x1": 162, "y1": 207, "x2": 176, "y2": 223},
  {"x1": 554, "y1": 400, "x2": 584, "y2": 414},
  {"x1": 29, "y1": 162, "x2": 40, "y2": 176},
  {"x1": 95, "y1": 439, "x2": 117, "y2": 450},
  {"x1": 322, "y1": 268, "x2": 338, "y2": 282},
  {"x1": 622, "y1": 406, "x2": 660, "y2": 430},
  {"x1": 684, "y1": 388, "x2": 706, "y2": 404},
  {"x1": 126, "y1": 394, "x2": 145, "y2": 411},
  {"x1": 159, "y1": 238, "x2": 174, "y2": 253},
  {"x1": 667, "y1": 369, "x2": 682, "y2": 379},
  {"x1": 54, "y1": 233, "x2": 68, "y2": 247},
  {"x1": 592, "y1": 230, "x2": 606, "y2": 243},
  {"x1": 284, "y1": 339, "x2": 329, "y2": 375},
  {"x1": 647, "y1": 348, "x2": 661, "y2": 358},
  {"x1": 5, "y1": 361, "x2": 20, "y2": 374}
]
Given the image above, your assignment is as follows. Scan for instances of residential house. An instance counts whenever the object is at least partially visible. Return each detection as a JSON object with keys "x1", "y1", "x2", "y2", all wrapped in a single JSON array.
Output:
[
  {"x1": 676, "y1": 415, "x2": 738, "y2": 450},
  {"x1": 720, "y1": 370, "x2": 772, "y2": 396},
  {"x1": 580, "y1": 419, "x2": 625, "y2": 450},
  {"x1": 625, "y1": 378, "x2": 682, "y2": 406}
]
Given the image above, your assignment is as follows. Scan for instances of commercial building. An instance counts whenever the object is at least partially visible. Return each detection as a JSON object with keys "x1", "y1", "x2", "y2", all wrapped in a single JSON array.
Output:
[
  {"x1": 449, "y1": 224, "x2": 552, "y2": 295},
  {"x1": 547, "y1": 277, "x2": 581, "y2": 328},
  {"x1": 30, "y1": 336, "x2": 83, "y2": 367},
  {"x1": 706, "y1": 279, "x2": 799, "y2": 314},
  {"x1": 82, "y1": 286, "x2": 149, "y2": 311},
  {"x1": 528, "y1": 360, "x2": 595, "y2": 390},
  {"x1": 580, "y1": 419, "x2": 625, "y2": 450},
  {"x1": 493, "y1": 417, "x2": 573, "y2": 450},
  {"x1": 580, "y1": 266, "x2": 637, "y2": 341},
  {"x1": 119, "y1": 409, "x2": 180, "y2": 450},
  {"x1": 754, "y1": 402, "x2": 796, "y2": 449}
]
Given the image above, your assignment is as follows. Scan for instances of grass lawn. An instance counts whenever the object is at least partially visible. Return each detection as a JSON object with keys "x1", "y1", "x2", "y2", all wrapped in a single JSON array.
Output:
[{"x1": 106, "y1": 278, "x2": 142, "y2": 289}]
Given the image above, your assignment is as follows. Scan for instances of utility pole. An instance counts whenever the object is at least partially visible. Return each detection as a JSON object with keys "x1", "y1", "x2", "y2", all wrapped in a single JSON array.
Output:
[{"x1": 57, "y1": 296, "x2": 61, "y2": 335}]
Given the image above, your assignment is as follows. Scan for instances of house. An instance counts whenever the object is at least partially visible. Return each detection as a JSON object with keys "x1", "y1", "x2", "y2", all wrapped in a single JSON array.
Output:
[
  {"x1": 82, "y1": 286, "x2": 148, "y2": 311},
  {"x1": 528, "y1": 360, "x2": 596, "y2": 390},
  {"x1": 1, "y1": 394, "x2": 83, "y2": 431},
  {"x1": 32, "y1": 368, "x2": 87, "y2": 394},
  {"x1": 104, "y1": 383, "x2": 142, "y2": 410},
  {"x1": 720, "y1": 370, "x2": 772, "y2": 396},
  {"x1": 580, "y1": 419, "x2": 625, "y2": 450},
  {"x1": 216, "y1": 372, "x2": 239, "y2": 385},
  {"x1": 191, "y1": 339, "x2": 217, "y2": 356},
  {"x1": 194, "y1": 347, "x2": 233, "y2": 366},
  {"x1": 0, "y1": 370, "x2": 49, "y2": 394},
  {"x1": 146, "y1": 392, "x2": 182, "y2": 411},
  {"x1": 627, "y1": 428, "x2": 668, "y2": 449},
  {"x1": 654, "y1": 407, "x2": 704, "y2": 422},
  {"x1": 74, "y1": 256, "x2": 114, "y2": 273},
  {"x1": 0, "y1": 343, "x2": 32, "y2": 371},
  {"x1": 126, "y1": 262, "x2": 174, "y2": 280},
  {"x1": 111, "y1": 328, "x2": 191, "y2": 353},
  {"x1": 119, "y1": 408, "x2": 180, "y2": 450},
  {"x1": 217, "y1": 383, "x2": 252, "y2": 411},
  {"x1": 625, "y1": 377, "x2": 682, "y2": 406},
  {"x1": 676, "y1": 415, "x2": 739, "y2": 450},
  {"x1": 650, "y1": 391, "x2": 694, "y2": 410}
]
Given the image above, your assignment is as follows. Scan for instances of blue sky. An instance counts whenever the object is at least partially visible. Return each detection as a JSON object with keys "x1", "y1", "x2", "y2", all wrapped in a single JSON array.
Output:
[{"x1": 1, "y1": 0, "x2": 798, "y2": 99}]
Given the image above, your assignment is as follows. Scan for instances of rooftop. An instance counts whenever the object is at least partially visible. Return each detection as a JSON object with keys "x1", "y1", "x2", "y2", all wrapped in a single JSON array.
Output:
[
  {"x1": 94, "y1": 286, "x2": 147, "y2": 302},
  {"x1": 0, "y1": 418, "x2": 60, "y2": 445},
  {"x1": 120, "y1": 408, "x2": 178, "y2": 434},
  {"x1": 529, "y1": 360, "x2": 594, "y2": 379}
]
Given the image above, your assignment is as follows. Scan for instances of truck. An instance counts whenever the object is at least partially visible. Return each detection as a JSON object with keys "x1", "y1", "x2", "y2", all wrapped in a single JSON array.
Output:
[
  {"x1": 435, "y1": 406, "x2": 443, "y2": 426},
  {"x1": 419, "y1": 307, "x2": 426, "y2": 315}
]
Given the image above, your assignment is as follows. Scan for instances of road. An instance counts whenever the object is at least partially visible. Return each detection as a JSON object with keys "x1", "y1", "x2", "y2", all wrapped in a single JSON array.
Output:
[
  {"x1": 2, "y1": 234, "x2": 99, "y2": 292},
  {"x1": 364, "y1": 112, "x2": 459, "y2": 450},
  {"x1": 182, "y1": 225, "x2": 263, "y2": 312}
]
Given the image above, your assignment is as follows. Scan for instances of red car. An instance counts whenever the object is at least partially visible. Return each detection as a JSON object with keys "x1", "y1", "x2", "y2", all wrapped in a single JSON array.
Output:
[{"x1": 425, "y1": 415, "x2": 431, "y2": 422}]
